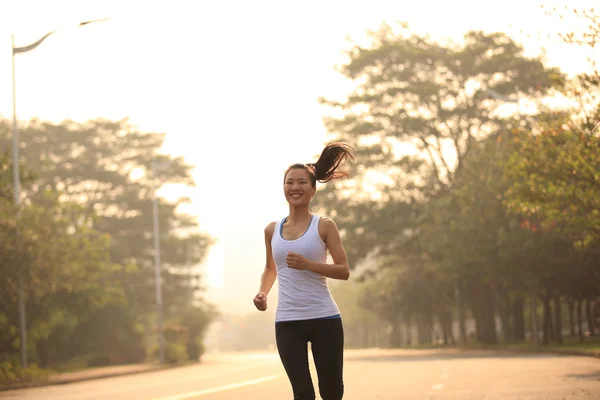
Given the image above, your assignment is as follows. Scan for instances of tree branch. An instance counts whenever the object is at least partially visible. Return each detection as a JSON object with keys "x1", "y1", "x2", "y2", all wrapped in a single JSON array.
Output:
[
  {"x1": 434, "y1": 135, "x2": 454, "y2": 182},
  {"x1": 420, "y1": 136, "x2": 444, "y2": 185}
]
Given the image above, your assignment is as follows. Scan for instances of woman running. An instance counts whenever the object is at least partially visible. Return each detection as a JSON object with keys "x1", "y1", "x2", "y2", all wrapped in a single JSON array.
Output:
[{"x1": 253, "y1": 143, "x2": 354, "y2": 400}]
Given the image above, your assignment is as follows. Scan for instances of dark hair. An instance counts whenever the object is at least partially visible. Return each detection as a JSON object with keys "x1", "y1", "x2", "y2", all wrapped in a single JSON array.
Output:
[{"x1": 285, "y1": 143, "x2": 354, "y2": 187}]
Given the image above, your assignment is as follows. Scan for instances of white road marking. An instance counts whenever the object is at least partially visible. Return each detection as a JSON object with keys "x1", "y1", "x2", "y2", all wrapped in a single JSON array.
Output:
[
  {"x1": 431, "y1": 383, "x2": 445, "y2": 390},
  {"x1": 152, "y1": 375, "x2": 283, "y2": 400}
]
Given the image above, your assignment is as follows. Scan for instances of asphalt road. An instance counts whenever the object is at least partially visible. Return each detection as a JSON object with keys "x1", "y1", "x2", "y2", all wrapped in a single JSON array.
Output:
[{"x1": 2, "y1": 348, "x2": 599, "y2": 399}]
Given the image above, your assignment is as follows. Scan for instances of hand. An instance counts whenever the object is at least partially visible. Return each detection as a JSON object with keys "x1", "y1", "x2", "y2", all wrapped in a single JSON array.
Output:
[
  {"x1": 286, "y1": 252, "x2": 310, "y2": 271},
  {"x1": 253, "y1": 291, "x2": 267, "y2": 311}
]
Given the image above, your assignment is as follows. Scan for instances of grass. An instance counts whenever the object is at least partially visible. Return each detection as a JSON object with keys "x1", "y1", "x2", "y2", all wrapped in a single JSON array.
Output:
[
  {"x1": 462, "y1": 335, "x2": 600, "y2": 356},
  {"x1": 393, "y1": 335, "x2": 600, "y2": 357},
  {"x1": 544, "y1": 335, "x2": 600, "y2": 352}
]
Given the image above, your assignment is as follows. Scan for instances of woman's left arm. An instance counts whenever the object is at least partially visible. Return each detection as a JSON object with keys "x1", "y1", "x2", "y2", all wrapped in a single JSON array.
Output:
[{"x1": 286, "y1": 218, "x2": 350, "y2": 280}]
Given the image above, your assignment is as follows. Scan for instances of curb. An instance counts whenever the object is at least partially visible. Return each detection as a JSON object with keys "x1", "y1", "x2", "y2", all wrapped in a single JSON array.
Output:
[
  {"x1": 458, "y1": 345, "x2": 600, "y2": 359},
  {"x1": 536, "y1": 348, "x2": 600, "y2": 359},
  {"x1": 1, "y1": 362, "x2": 197, "y2": 392}
]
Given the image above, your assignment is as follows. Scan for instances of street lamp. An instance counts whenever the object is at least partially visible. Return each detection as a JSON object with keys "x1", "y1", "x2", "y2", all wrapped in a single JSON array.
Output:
[
  {"x1": 11, "y1": 18, "x2": 110, "y2": 368},
  {"x1": 151, "y1": 159, "x2": 171, "y2": 365}
]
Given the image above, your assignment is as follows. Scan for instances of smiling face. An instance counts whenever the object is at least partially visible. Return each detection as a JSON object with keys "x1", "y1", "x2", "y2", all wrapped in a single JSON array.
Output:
[{"x1": 284, "y1": 167, "x2": 316, "y2": 207}]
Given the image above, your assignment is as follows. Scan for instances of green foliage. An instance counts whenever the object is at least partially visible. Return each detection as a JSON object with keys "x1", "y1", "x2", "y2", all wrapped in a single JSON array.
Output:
[
  {"x1": 319, "y1": 24, "x2": 562, "y2": 191},
  {"x1": 149, "y1": 303, "x2": 217, "y2": 365},
  {"x1": 0, "y1": 360, "x2": 51, "y2": 388},
  {"x1": 0, "y1": 117, "x2": 215, "y2": 370},
  {"x1": 330, "y1": 281, "x2": 384, "y2": 347},
  {"x1": 162, "y1": 323, "x2": 188, "y2": 365},
  {"x1": 314, "y1": 21, "x2": 598, "y2": 347},
  {"x1": 164, "y1": 343, "x2": 187, "y2": 365},
  {"x1": 315, "y1": 24, "x2": 562, "y2": 268},
  {"x1": 504, "y1": 124, "x2": 600, "y2": 247},
  {"x1": 503, "y1": 18, "x2": 600, "y2": 248},
  {"x1": 179, "y1": 303, "x2": 218, "y2": 361}
]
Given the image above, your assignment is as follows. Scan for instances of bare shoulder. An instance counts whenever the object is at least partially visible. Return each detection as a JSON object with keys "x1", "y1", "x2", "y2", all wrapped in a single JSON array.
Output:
[
  {"x1": 317, "y1": 216, "x2": 340, "y2": 239},
  {"x1": 264, "y1": 221, "x2": 277, "y2": 238},
  {"x1": 318, "y1": 217, "x2": 338, "y2": 230}
]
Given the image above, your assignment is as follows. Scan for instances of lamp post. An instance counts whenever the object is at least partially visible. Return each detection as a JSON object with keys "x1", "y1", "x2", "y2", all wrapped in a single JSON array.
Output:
[
  {"x1": 11, "y1": 18, "x2": 110, "y2": 368},
  {"x1": 151, "y1": 159, "x2": 171, "y2": 365}
]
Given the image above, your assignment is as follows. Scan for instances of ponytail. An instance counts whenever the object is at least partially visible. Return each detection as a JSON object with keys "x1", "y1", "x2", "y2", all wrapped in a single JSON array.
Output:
[
  {"x1": 311, "y1": 142, "x2": 354, "y2": 183},
  {"x1": 285, "y1": 143, "x2": 354, "y2": 187}
]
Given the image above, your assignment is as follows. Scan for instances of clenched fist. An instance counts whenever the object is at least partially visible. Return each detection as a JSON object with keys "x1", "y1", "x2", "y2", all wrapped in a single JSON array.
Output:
[
  {"x1": 253, "y1": 291, "x2": 267, "y2": 311},
  {"x1": 286, "y1": 252, "x2": 310, "y2": 271}
]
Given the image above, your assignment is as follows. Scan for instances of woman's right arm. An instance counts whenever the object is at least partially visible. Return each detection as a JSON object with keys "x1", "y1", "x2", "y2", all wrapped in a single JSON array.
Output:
[{"x1": 254, "y1": 222, "x2": 277, "y2": 311}]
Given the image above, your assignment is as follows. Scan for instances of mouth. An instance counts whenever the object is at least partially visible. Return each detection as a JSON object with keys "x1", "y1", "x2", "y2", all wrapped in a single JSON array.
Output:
[{"x1": 290, "y1": 193, "x2": 303, "y2": 199}]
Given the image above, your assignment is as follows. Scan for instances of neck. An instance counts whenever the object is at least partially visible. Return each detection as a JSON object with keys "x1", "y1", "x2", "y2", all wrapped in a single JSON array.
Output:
[{"x1": 287, "y1": 204, "x2": 311, "y2": 223}]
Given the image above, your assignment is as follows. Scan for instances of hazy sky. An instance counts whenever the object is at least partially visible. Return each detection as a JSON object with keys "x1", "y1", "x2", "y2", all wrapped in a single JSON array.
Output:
[{"x1": 1, "y1": 0, "x2": 596, "y2": 313}]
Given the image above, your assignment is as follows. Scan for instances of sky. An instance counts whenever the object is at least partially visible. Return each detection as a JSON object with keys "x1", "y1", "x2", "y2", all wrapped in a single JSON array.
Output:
[{"x1": 0, "y1": 0, "x2": 597, "y2": 314}]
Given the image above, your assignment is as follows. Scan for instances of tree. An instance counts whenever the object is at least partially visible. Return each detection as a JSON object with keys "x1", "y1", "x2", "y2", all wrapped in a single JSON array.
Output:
[
  {"x1": 502, "y1": 5, "x2": 600, "y2": 344},
  {"x1": 0, "y1": 152, "x2": 120, "y2": 366},
  {"x1": 315, "y1": 24, "x2": 563, "y2": 266},
  {"x1": 541, "y1": 5, "x2": 599, "y2": 48},
  {"x1": 0, "y1": 117, "x2": 215, "y2": 368},
  {"x1": 313, "y1": 25, "x2": 563, "y2": 344},
  {"x1": 504, "y1": 122, "x2": 600, "y2": 247},
  {"x1": 505, "y1": 5, "x2": 600, "y2": 248}
]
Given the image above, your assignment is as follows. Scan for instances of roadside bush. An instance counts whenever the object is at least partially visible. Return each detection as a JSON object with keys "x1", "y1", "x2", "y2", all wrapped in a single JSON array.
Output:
[{"x1": 0, "y1": 360, "x2": 51, "y2": 388}]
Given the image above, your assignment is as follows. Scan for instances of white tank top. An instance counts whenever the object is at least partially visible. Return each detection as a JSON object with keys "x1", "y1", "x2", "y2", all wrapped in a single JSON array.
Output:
[{"x1": 271, "y1": 214, "x2": 340, "y2": 322}]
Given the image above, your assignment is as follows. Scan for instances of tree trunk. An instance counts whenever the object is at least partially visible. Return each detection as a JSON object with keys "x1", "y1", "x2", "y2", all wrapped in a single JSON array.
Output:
[
  {"x1": 586, "y1": 298, "x2": 596, "y2": 336},
  {"x1": 498, "y1": 296, "x2": 512, "y2": 342},
  {"x1": 543, "y1": 295, "x2": 553, "y2": 345},
  {"x1": 548, "y1": 298, "x2": 554, "y2": 343},
  {"x1": 405, "y1": 315, "x2": 412, "y2": 347},
  {"x1": 439, "y1": 314, "x2": 448, "y2": 345},
  {"x1": 577, "y1": 299, "x2": 584, "y2": 343},
  {"x1": 37, "y1": 339, "x2": 49, "y2": 368},
  {"x1": 416, "y1": 315, "x2": 425, "y2": 345},
  {"x1": 446, "y1": 311, "x2": 455, "y2": 345},
  {"x1": 530, "y1": 293, "x2": 539, "y2": 347},
  {"x1": 389, "y1": 315, "x2": 402, "y2": 347},
  {"x1": 472, "y1": 286, "x2": 498, "y2": 345},
  {"x1": 456, "y1": 285, "x2": 467, "y2": 345},
  {"x1": 568, "y1": 298, "x2": 576, "y2": 337},
  {"x1": 424, "y1": 313, "x2": 433, "y2": 345},
  {"x1": 553, "y1": 296, "x2": 563, "y2": 345},
  {"x1": 458, "y1": 308, "x2": 467, "y2": 344},
  {"x1": 542, "y1": 301, "x2": 549, "y2": 345},
  {"x1": 479, "y1": 311, "x2": 498, "y2": 344},
  {"x1": 471, "y1": 304, "x2": 481, "y2": 343},
  {"x1": 594, "y1": 299, "x2": 600, "y2": 333},
  {"x1": 512, "y1": 296, "x2": 525, "y2": 341}
]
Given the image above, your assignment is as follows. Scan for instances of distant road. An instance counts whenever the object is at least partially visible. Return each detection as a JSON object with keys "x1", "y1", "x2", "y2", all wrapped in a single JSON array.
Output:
[{"x1": 2, "y1": 348, "x2": 599, "y2": 399}]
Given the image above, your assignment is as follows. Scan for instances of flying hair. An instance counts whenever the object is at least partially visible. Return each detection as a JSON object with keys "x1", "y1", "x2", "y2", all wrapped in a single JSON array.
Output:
[{"x1": 285, "y1": 142, "x2": 355, "y2": 187}]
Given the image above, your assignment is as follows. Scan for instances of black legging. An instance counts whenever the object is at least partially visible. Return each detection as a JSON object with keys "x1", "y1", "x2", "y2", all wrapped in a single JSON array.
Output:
[{"x1": 275, "y1": 317, "x2": 344, "y2": 400}]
